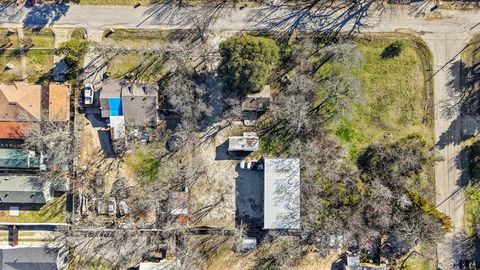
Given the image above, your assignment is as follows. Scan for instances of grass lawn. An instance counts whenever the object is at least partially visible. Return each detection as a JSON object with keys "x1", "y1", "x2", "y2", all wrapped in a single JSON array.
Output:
[
  {"x1": 0, "y1": 29, "x2": 20, "y2": 48},
  {"x1": 0, "y1": 194, "x2": 67, "y2": 223},
  {"x1": 26, "y1": 49, "x2": 54, "y2": 83},
  {"x1": 0, "y1": 28, "x2": 55, "y2": 84},
  {"x1": 23, "y1": 28, "x2": 55, "y2": 48},
  {"x1": 103, "y1": 29, "x2": 172, "y2": 48},
  {"x1": 331, "y1": 34, "x2": 434, "y2": 159},
  {"x1": 103, "y1": 29, "x2": 177, "y2": 82},
  {"x1": 0, "y1": 50, "x2": 22, "y2": 82},
  {"x1": 124, "y1": 146, "x2": 159, "y2": 185},
  {"x1": 107, "y1": 52, "x2": 143, "y2": 79},
  {"x1": 23, "y1": 28, "x2": 55, "y2": 83}
]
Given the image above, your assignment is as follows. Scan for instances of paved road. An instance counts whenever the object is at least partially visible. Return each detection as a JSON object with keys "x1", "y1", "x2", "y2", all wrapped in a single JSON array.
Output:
[{"x1": 2, "y1": 2, "x2": 480, "y2": 269}]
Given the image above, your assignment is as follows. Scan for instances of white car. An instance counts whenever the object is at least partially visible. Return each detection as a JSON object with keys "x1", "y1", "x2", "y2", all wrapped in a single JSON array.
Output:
[
  {"x1": 83, "y1": 83, "x2": 94, "y2": 105},
  {"x1": 240, "y1": 160, "x2": 252, "y2": 170}
]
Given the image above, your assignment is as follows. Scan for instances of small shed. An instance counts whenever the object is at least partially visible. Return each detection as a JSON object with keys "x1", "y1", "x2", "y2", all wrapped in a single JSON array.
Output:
[
  {"x1": 242, "y1": 85, "x2": 272, "y2": 126},
  {"x1": 241, "y1": 85, "x2": 271, "y2": 112},
  {"x1": 228, "y1": 132, "x2": 259, "y2": 152}
]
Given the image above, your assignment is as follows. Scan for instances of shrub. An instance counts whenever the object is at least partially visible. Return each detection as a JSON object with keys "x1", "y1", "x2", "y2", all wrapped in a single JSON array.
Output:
[
  {"x1": 55, "y1": 38, "x2": 89, "y2": 80},
  {"x1": 406, "y1": 190, "x2": 453, "y2": 232},
  {"x1": 219, "y1": 34, "x2": 279, "y2": 94},
  {"x1": 381, "y1": 41, "x2": 403, "y2": 59},
  {"x1": 469, "y1": 140, "x2": 480, "y2": 179}
]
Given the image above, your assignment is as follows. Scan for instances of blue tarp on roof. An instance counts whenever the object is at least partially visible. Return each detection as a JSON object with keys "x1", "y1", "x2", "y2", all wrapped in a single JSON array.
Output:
[{"x1": 108, "y1": 98, "x2": 123, "y2": 116}]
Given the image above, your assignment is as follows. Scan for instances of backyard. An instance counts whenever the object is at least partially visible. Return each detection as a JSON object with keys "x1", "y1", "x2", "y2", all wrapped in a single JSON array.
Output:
[{"x1": 0, "y1": 194, "x2": 67, "y2": 223}]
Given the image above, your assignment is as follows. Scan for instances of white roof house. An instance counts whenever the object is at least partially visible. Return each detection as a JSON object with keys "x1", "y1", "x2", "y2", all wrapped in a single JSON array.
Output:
[
  {"x1": 263, "y1": 157, "x2": 300, "y2": 229},
  {"x1": 228, "y1": 132, "x2": 259, "y2": 152}
]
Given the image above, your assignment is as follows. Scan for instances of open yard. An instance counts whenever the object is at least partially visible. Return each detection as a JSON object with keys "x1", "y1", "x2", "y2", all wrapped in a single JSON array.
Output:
[
  {"x1": 331, "y1": 34, "x2": 434, "y2": 159},
  {"x1": 0, "y1": 28, "x2": 55, "y2": 83},
  {"x1": 0, "y1": 194, "x2": 67, "y2": 223},
  {"x1": 101, "y1": 29, "x2": 197, "y2": 82}
]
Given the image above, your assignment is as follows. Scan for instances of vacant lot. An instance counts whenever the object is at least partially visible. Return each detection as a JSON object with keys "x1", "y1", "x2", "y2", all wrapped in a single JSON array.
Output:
[
  {"x1": 332, "y1": 34, "x2": 434, "y2": 159},
  {"x1": 0, "y1": 28, "x2": 55, "y2": 83},
  {"x1": 101, "y1": 29, "x2": 182, "y2": 82}
]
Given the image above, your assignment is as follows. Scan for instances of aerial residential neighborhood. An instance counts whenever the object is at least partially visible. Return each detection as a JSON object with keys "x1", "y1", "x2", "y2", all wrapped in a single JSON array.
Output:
[{"x1": 0, "y1": 0, "x2": 479, "y2": 269}]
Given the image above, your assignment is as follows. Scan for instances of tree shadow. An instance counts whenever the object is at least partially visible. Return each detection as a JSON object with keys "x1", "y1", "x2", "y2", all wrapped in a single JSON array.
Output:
[
  {"x1": 255, "y1": 0, "x2": 375, "y2": 42},
  {"x1": 23, "y1": 3, "x2": 70, "y2": 29},
  {"x1": 142, "y1": 0, "x2": 235, "y2": 43},
  {"x1": 437, "y1": 57, "x2": 480, "y2": 151}
]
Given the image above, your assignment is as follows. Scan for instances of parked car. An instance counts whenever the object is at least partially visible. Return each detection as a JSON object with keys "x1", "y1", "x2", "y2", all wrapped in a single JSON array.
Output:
[
  {"x1": 108, "y1": 197, "x2": 117, "y2": 216},
  {"x1": 240, "y1": 160, "x2": 251, "y2": 170},
  {"x1": 239, "y1": 160, "x2": 264, "y2": 170},
  {"x1": 83, "y1": 83, "x2": 94, "y2": 105}
]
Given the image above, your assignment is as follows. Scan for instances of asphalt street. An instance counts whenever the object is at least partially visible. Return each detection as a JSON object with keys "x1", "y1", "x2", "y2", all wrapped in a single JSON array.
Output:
[{"x1": 2, "y1": 2, "x2": 480, "y2": 268}]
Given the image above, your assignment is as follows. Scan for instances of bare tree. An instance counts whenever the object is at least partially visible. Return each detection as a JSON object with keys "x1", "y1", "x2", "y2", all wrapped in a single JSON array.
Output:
[
  {"x1": 24, "y1": 116, "x2": 73, "y2": 183},
  {"x1": 271, "y1": 74, "x2": 318, "y2": 137},
  {"x1": 163, "y1": 73, "x2": 212, "y2": 128}
]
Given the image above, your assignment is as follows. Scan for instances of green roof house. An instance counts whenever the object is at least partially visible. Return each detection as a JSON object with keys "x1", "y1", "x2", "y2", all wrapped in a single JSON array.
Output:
[{"x1": 0, "y1": 148, "x2": 41, "y2": 171}]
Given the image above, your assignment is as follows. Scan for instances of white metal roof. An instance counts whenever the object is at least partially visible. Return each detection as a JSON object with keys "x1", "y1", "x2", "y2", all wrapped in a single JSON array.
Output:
[
  {"x1": 263, "y1": 157, "x2": 300, "y2": 229},
  {"x1": 228, "y1": 133, "x2": 259, "y2": 152}
]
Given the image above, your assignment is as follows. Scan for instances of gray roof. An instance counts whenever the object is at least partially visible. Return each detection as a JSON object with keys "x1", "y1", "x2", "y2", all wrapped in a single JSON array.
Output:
[
  {"x1": 0, "y1": 149, "x2": 40, "y2": 170},
  {"x1": 99, "y1": 80, "x2": 159, "y2": 126},
  {"x1": 0, "y1": 175, "x2": 49, "y2": 204},
  {"x1": 242, "y1": 85, "x2": 271, "y2": 111},
  {"x1": 264, "y1": 158, "x2": 300, "y2": 229},
  {"x1": 99, "y1": 80, "x2": 122, "y2": 99},
  {"x1": 99, "y1": 80, "x2": 122, "y2": 118},
  {"x1": 0, "y1": 246, "x2": 58, "y2": 270},
  {"x1": 122, "y1": 84, "x2": 158, "y2": 127}
]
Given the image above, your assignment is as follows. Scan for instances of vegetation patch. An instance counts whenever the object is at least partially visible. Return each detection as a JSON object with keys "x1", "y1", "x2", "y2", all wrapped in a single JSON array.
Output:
[
  {"x1": 0, "y1": 194, "x2": 67, "y2": 223},
  {"x1": 331, "y1": 34, "x2": 434, "y2": 159},
  {"x1": 71, "y1": 28, "x2": 87, "y2": 40},
  {"x1": 23, "y1": 28, "x2": 55, "y2": 48},
  {"x1": 0, "y1": 50, "x2": 22, "y2": 82},
  {"x1": 219, "y1": 34, "x2": 279, "y2": 94},
  {"x1": 125, "y1": 147, "x2": 160, "y2": 184},
  {"x1": 103, "y1": 29, "x2": 173, "y2": 48},
  {"x1": 55, "y1": 38, "x2": 89, "y2": 81},
  {"x1": 26, "y1": 49, "x2": 54, "y2": 83}
]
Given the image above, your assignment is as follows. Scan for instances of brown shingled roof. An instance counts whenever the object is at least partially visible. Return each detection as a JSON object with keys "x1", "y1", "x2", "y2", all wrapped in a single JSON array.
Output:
[
  {"x1": 0, "y1": 82, "x2": 42, "y2": 122},
  {"x1": 48, "y1": 83, "x2": 70, "y2": 121}
]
